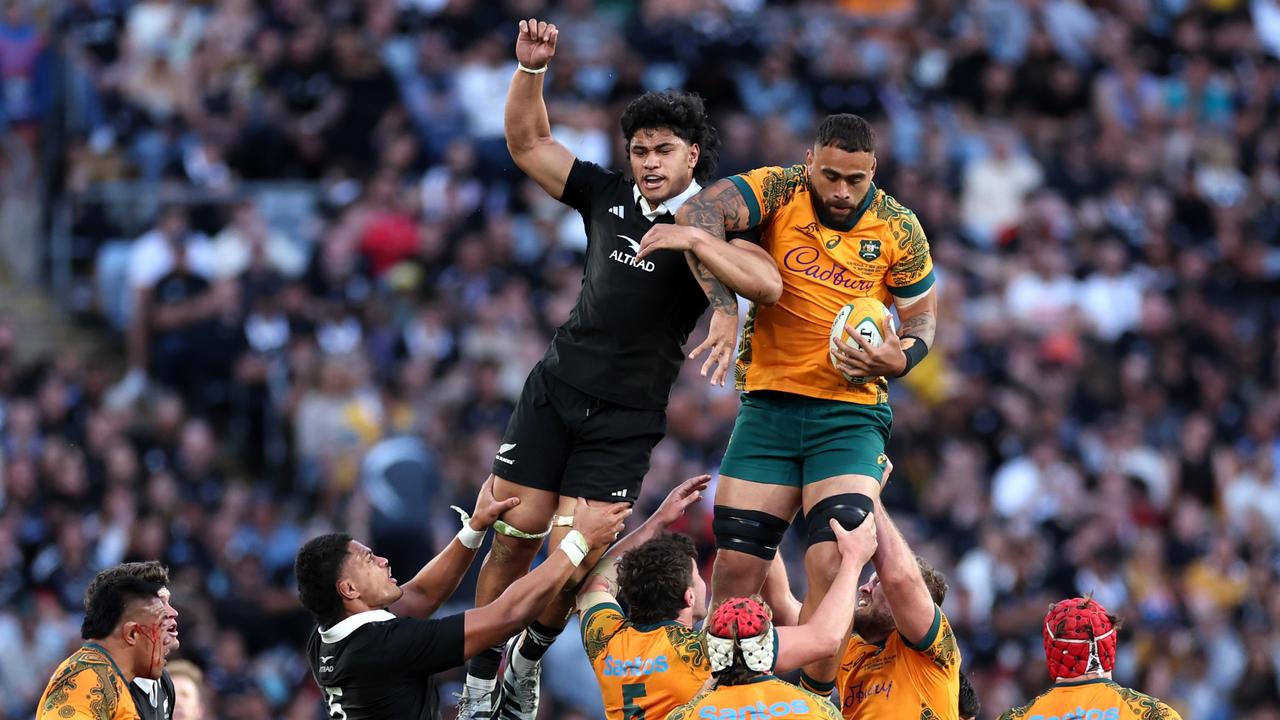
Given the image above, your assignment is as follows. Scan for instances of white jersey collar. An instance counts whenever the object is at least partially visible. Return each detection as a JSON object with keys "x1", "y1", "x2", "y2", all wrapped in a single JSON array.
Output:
[
  {"x1": 319, "y1": 609, "x2": 396, "y2": 644},
  {"x1": 634, "y1": 180, "x2": 701, "y2": 221}
]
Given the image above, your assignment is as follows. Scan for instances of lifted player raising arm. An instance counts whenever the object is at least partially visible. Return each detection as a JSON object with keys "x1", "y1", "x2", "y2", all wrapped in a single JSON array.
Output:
[
  {"x1": 504, "y1": 18, "x2": 775, "y2": 387},
  {"x1": 465, "y1": 18, "x2": 780, "y2": 720}
]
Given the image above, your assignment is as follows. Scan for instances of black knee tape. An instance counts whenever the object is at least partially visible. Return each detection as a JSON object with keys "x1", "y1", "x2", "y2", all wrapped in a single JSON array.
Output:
[
  {"x1": 713, "y1": 505, "x2": 790, "y2": 560},
  {"x1": 805, "y1": 494, "x2": 873, "y2": 545}
]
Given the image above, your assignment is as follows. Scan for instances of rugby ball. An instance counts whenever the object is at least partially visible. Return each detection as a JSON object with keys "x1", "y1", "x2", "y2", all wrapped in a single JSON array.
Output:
[{"x1": 829, "y1": 298, "x2": 895, "y2": 384}]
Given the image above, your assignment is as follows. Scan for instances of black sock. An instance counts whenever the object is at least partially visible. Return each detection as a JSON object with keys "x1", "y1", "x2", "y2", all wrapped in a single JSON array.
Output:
[
  {"x1": 516, "y1": 620, "x2": 563, "y2": 663},
  {"x1": 467, "y1": 644, "x2": 504, "y2": 684},
  {"x1": 799, "y1": 671, "x2": 835, "y2": 697}
]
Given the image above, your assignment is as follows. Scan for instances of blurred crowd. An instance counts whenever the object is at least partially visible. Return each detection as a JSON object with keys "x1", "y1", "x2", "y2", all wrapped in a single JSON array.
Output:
[{"x1": 2, "y1": 0, "x2": 1279, "y2": 718}]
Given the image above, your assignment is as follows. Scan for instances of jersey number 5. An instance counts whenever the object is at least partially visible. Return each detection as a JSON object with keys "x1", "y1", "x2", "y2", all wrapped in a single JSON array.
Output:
[
  {"x1": 622, "y1": 682, "x2": 647, "y2": 720},
  {"x1": 324, "y1": 687, "x2": 347, "y2": 720}
]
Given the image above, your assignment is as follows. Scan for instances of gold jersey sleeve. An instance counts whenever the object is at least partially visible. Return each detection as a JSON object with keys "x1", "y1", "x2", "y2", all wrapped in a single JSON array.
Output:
[
  {"x1": 997, "y1": 679, "x2": 1183, "y2": 720},
  {"x1": 836, "y1": 607, "x2": 960, "y2": 720},
  {"x1": 38, "y1": 645, "x2": 142, "y2": 720},
  {"x1": 727, "y1": 165, "x2": 935, "y2": 404},
  {"x1": 667, "y1": 676, "x2": 843, "y2": 720},
  {"x1": 582, "y1": 602, "x2": 711, "y2": 720}
]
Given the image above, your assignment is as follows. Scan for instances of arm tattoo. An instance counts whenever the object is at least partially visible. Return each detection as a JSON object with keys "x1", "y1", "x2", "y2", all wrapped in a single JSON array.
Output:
[
  {"x1": 678, "y1": 179, "x2": 751, "y2": 312},
  {"x1": 900, "y1": 310, "x2": 936, "y2": 349},
  {"x1": 678, "y1": 179, "x2": 753, "y2": 239},
  {"x1": 684, "y1": 252, "x2": 738, "y2": 313}
]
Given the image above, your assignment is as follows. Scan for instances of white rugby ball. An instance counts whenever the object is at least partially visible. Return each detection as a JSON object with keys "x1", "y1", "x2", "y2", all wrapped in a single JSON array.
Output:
[{"x1": 829, "y1": 298, "x2": 895, "y2": 384}]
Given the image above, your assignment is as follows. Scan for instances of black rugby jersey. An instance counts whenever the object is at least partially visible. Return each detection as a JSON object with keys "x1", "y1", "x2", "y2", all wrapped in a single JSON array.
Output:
[
  {"x1": 542, "y1": 160, "x2": 710, "y2": 410},
  {"x1": 306, "y1": 609, "x2": 466, "y2": 720},
  {"x1": 129, "y1": 671, "x2": 174, "y2": 720}
]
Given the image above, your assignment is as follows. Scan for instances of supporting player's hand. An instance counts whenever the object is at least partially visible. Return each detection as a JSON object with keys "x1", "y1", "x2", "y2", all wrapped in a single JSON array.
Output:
[
  {"x1": 830, "y1": 326, "x2": 908, "y2": 379},
  {"x1": 637, "y1": 224, "x2": 697, "y2": 259},
  {"x1": 572, "y1": 498, "x2": 632, "y2": 548},
  {"x1": 515, "y1": 18, "x2": 558, "y2": 70},
  {"x1": 653, "y1": 474, "x2": 711, "y2": 528},
  {"x1": 470, "y1": 476, "x2": 521, "y2": 530},
  {"x1": 831, "y1": 514, "x2": 877, "y2": 567},
  {"x1": 690, "y1": 308, "x2": 738, "y2": 387}
]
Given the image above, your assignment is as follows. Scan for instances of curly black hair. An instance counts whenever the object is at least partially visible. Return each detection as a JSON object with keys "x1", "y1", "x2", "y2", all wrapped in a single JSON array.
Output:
[
  {"x1": 617, "y1": 533, "x2": 698, "y2": 626},
  {"x1": 959, "y1": 671, "x2": 980, "y2": 720},
  {"x1": 815, "y1": 113, "x2": 876, "y2": 154},
  {"x1": 81, "y1": 575, "x2": 164, "y2": 640},
  {"x1": 84, "y1": 561, "x2": 170, "y2": 611},
  {"x1": 295, "y1": 533, "x2": 353, "y2": 628},
  {"x1": 619, "y1": 91, "x2": 720, "y2": 183}
]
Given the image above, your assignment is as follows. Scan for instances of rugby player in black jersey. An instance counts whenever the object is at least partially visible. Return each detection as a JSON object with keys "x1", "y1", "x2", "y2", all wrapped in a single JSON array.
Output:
[
  {"x1": 460, "y1": 17, "x2": 783, "y2": 720},
  {"x1": 297, "y1": 479, "x2": 629, "y2": 720}
]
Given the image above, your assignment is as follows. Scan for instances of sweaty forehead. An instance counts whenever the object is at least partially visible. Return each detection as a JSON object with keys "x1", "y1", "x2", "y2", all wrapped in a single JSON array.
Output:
[
  {"x1": 129, "y1": 596, "x2": 166, "y2": 621},
  {"x1": 630, "y1": 128, "x2": 687, "y2": 148},
  {"x1": 813, "y1": 146, "x2": 874, "y2": 174}
]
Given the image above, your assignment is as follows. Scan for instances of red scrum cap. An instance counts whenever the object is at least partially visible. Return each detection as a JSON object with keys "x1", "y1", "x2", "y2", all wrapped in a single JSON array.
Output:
[
  {"x1": 1043, "y1": 597, "x2": 1118, "y2": 680},
  {"x1": 707, "y1": 597, "x2": 775, "y2": 673}
]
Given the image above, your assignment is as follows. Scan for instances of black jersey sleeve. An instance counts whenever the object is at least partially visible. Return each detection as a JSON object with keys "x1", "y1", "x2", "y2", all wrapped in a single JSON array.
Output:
[
  {"x1": 378, "y1": 613, "x2": 467, "y2": 676},
  {"x1": 558, "y1": 159, "x2": 619, "y2": 215}
]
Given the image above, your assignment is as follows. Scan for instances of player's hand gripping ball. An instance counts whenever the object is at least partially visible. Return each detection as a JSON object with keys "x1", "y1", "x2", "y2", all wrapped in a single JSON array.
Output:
[{"x1": 829, "y1": 298, "x2": 895, "y2": 384}]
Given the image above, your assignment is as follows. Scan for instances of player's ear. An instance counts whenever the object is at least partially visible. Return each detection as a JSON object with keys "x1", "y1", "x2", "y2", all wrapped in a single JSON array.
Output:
[
  {"x1": 337, "y1": 577, "x2": 359, "y2": 602},
  {"x1": 687, "y1": 142, "x2": 700, "y2": 170},
  {"x1": 870, "y1": 156, "x2": 877, "y2": 179},
  {"x1": 684, "y1": 586, "x2": 695, "y2": 609},
  {"x1": 805, "y1": 147, "x2": 814, "y2": 174},
  {"x1": 122, "y1": 620, "x2": 139, "y2": 646}
]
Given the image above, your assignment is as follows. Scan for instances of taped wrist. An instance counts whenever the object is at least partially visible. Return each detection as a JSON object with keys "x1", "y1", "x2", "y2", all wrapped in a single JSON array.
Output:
[
  {"x1": 559, "y1": 530, "x2": 589, "y2": 566},
  {"x1": 450, "y1": 506, "x2": 486, "y2": 550},
  {"x1": 805, "y1": 493, "x2": 873, "y2": 546},
  {"x1": 896, "y1": 335, "x2": 929, "y2": 377}
]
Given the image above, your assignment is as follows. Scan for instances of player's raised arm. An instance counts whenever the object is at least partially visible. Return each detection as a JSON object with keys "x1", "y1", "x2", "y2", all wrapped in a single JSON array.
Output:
[
  {"x1": 576, "y1": 474, "x2": 710, "y2": 612},
  {"x1": 463, "y1": 498, "x2": 629, "y2": 659},
  {"x1": 392, "y1": 477, "x2": 520, "y2": 619},
  {"x1": 505, "y1": 18, "x2": 575, "y2": 200},
  {"x1": 867, "y1": 497, "x2": 937, "y2": 646},
  {"x1": 774, "y1": 515, "x2": 877, "y2": 672}
]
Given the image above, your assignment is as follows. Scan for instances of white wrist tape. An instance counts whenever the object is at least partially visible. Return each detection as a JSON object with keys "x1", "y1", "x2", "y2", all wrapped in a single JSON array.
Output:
[
  {"x1": 450, "y1": 506, "x2": 486, "y2": 550},
  {"x1": 518, "y1": 62, "x2": 548, "y2": 75},
  {"x1": 560, "y1": 530, "x2": 589, "y2": 567}
]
